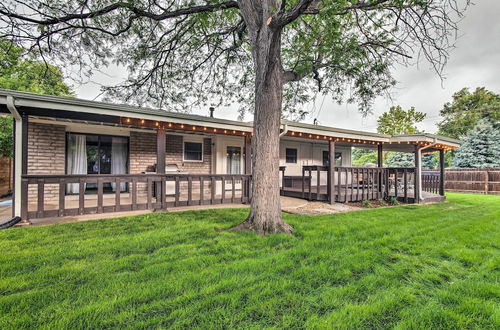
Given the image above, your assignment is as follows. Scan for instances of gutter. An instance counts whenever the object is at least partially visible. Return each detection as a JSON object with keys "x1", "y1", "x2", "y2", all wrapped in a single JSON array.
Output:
[
  {"x1": 279, "y1": 123, "x2": 288, "y2": 138},
  {"x1": 6, "y1": 95, "x2": 21, "y2": 120}
]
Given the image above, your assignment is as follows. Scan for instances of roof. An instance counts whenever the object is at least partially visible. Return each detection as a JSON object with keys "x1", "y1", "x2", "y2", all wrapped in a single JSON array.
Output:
[
  {"x1": 0, "y1": 89, "x2": 461, "y2": 148},
  {"x1": 0, "y1": 89, "x2": 253, "y2": 130}
]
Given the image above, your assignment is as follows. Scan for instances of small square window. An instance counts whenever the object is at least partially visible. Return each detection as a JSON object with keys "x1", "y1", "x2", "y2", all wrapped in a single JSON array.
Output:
[
  {"x1": 184, "y1": 142, "x2": 203, "y2": 161},
  {"x1": 286, "y1": 148, "x2": 297, "y2": 163}
]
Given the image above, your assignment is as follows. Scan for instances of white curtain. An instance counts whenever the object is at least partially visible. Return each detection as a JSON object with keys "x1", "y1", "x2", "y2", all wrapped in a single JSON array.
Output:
[
  {"x1": 67, "y1": 134, "x2": 87, "y2": 194},
  {"x1": 111, "y1": 137, "x2": 127, "y2": 192}
]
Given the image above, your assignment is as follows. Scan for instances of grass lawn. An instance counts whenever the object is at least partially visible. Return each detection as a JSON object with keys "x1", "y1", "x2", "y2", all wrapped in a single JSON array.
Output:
[{"x1": 0, "y1": 193, "x2": 499, "y2": 329}]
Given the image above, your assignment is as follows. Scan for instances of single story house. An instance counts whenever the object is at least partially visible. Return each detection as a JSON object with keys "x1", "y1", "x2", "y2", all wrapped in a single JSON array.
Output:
[{"x1": 0, "y1": 89, "x2": 460, "y2": 223}]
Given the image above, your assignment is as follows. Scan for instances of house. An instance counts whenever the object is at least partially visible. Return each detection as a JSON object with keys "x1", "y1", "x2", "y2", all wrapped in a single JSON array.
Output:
[{"x1": 0, "y1": 89, "x2": 460, "y2": 223}]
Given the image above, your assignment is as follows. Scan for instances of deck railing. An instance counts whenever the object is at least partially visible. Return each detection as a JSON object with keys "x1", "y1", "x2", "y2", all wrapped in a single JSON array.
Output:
[
  {"x1": 281, "y1": 166, "x2": 417, "y2": 203},
  {"x1": 21, "y1": 173, "x2": 252, "y2": 220},
  {"x1": 422, "y1": 171, "x2": 441, "y2": 194}
]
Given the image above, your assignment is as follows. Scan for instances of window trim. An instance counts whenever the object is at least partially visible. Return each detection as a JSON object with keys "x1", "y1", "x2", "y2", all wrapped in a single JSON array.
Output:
[
  {"x1": 285, "y1": 148, "x2": 298, "y2": 164},
  {"x1": 183, "y1": 139, "x2": 204, "y2": 162}
]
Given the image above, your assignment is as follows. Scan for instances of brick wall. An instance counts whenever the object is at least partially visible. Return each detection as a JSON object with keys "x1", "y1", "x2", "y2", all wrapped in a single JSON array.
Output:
[
  {"x1": 129, "y1": 131, "x2": 213, "y2": 197},
  {"x1": 129, "y1": 131, "x2": 212, "y2": 174},
  {"x1": 27, "y1": 121, "x2": 66, "y2": 206}
]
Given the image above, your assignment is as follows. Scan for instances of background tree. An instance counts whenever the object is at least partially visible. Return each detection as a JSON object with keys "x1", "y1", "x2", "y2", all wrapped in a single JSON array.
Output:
[
  {"x1": 438, "y1": 87, "x2": 500, "y2": 139},
  {"x1": 0, "y1": 39, "x2": 72, "y2": 158},
  {"x1": 0, "y1": 0, "x2": 467, "y2": 234},
  {"x1": 422, "y1": 153, "x2": 437, "y2": 170},
  {"x1": 352, "y1": 147, "x2": 377, "y2": 166},
  {"x1": 377, "y1": 105, "x2": 426, "y2": 135},
  {"x1": 453, "y1": 118, "x2": 500, "y2": 168},
  {"x1": 386, "y1": 152, "x2": 414, "y2": 167}
]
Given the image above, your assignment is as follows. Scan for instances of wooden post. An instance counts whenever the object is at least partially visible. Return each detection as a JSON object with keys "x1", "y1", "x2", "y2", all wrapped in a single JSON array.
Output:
[
  {"x1": 414, "y1": 146, "x2": 421, "y2": 203},
  {"x1": 156, "y1": 128, "x2": 166, "y2": 174},
  {"x1": 377, "y1": 144, "x2": 383, "y2": 193},
  {"x1": 156, "y1": 128, "x2": 166, "y2": 209},
  {"x1": 244, "y1": 134, "x2": 252, "y2": 202},
  {"x1": 328, "y1": 140, "x2": 335, "y2": 204},
  {"x1": 439, "y1": 149, "x2": 445, "y2": 196}
]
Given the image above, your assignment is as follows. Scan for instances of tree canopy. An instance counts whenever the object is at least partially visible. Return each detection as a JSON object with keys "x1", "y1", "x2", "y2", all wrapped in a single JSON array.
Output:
[
  {"x1": 0, "y1": 0, "x2": 466, "y2": 117},
  {"x1": 453, "y1": 118, "x2": 500, "y2": 168},
  {"x1": 377, "y1": 105, "x2": 426, "y2": 135},
  {"x1": 437, "y1": 87, "x2": 500, "y2": 139},
  {"x1": 0, "y1": 38, "x2": 72, "y2": 157}
]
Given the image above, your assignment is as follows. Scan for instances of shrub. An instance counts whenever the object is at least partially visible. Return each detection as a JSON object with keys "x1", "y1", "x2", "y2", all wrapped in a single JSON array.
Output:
[
  {"x1": 361, "y1": 200, "x2": 371, "y2": 208},
  {"x1": 377, "y1": 199, "x2": 388, "y2": 206},
  {"x1": 389, "y1": 197, "x2": 400, "y2": 205}
]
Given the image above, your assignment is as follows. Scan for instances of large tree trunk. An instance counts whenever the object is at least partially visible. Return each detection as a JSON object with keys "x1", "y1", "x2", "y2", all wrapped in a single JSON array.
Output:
[{"x1": 232, "y1": 2, "x2": 293, "y2": 234}]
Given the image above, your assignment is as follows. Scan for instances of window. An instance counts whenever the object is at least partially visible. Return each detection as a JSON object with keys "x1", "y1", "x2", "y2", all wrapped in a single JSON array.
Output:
[
  {"x1": 286, "y1": 148, "x2": 297, "y2": 163},
  {"x1": 184, "y1": 141, "x2": 203, "y2": 161},
  {"x1": 66, "y1": 133, "x2": 129, "y2": 194},
  {"x1": 226, "y1": 146, "x2": 241, "y2": 174},
  {"x1": 323, "y1": 151, "x2": 342, "y2": 166}
]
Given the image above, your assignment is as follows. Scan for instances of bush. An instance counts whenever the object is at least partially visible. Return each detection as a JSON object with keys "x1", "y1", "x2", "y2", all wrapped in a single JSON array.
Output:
[
  {"x1": 361, "y1": 200, "x2": 371, "y2": 208},
  {"x1": 389, "y1": 197, "x2": 400, "y2": 205},
  {"x1": 377, "y1": 199, "x2": 388, "y2": 206}
]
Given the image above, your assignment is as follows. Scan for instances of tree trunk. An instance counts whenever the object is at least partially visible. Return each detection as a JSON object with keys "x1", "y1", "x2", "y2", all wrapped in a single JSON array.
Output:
[{"x1": 232, "y1": 2, "x2": 293, "y2": 234}]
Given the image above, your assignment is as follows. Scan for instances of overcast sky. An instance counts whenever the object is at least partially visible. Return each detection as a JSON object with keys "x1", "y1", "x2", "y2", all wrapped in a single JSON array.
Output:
[{"x1": 74, "y1": 0, "x2": 500, "y2": 134}]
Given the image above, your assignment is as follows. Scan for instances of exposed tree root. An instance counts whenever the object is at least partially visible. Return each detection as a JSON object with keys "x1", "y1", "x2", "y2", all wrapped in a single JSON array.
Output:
[{"x1": 225, "y1": 213, "x2": 293, "y2": 235}]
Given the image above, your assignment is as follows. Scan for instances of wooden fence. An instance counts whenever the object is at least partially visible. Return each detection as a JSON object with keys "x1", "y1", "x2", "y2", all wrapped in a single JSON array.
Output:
[
  {"x1": 423, "y1": 168, "x2": 500, "y2": 195},
  {"x1": 0, "y1": 157, "x2": 13, "y2": 197}
]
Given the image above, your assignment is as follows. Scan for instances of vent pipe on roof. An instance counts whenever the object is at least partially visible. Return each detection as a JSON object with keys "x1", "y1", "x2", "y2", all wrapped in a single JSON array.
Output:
[{"x1": 209, "y1": 107, "x2": 215, "y2": 118}]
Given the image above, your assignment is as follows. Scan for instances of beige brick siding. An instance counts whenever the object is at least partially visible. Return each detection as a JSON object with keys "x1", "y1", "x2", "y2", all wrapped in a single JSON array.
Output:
[
  {"x1": 27, "y1": 121, "x2": 66, "y2": 206},
  {"x1": 129, "y1": 131, "x2": 212, "y2": 174},
  {"x1": 129, "y1": 131, "x2": 213, "y2": 197}
]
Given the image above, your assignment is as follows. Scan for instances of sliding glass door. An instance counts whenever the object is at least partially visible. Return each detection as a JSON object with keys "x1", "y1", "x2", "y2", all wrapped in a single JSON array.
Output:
[{"x1": 66, "y1": 133, "x2": 129, "y2": 194}]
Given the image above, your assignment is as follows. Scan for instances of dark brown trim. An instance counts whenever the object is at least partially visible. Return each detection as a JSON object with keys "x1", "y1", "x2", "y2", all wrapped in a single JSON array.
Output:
[
  {"x1": 439, "y1": 149, "x2": 445, "y2": 196},
  {"x1": 414, "y1": 146, "x2": 421, "y2": 203},
  {"x1": 19, "y1": 106, "x2": 121, "y2": 124},
  {"x1": 156, "y1": 128, "x2": 166, "y2": 174},
  {"x1": 21, "y1": 115, "x2": 28, "y2": 175},
  {"x1": 328, "y1": 140, "x2": 335, "y2": 204}
]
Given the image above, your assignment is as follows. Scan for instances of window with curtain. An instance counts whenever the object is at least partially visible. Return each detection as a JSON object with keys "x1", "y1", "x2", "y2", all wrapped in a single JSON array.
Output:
[{"x1": 66, "y1": 133, "x2": 129, "y2": 194}]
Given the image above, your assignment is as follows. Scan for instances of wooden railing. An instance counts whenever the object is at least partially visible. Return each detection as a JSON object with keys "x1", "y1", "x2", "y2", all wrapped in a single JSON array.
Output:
[
  {"x1": 333, "y1": 166, "x2": 385, "y2": 203},
  {"x1": 385, "y1": 167, "x2": 417, "y2": 203},
  {"x1": 422, "y1": 171, "x2": 441, "y2": 194},
  {"x1": 281, "y1": 166, "x2": 417, "y2": 203},
  {"x1": 21, "y1": 173, "x2": 252, "y2": 220}
]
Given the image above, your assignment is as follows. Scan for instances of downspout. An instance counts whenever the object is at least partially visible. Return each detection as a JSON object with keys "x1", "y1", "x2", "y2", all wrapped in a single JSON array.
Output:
[
  {"x1": 6, "y1": 96, "x2": 22, "y2": 218},
  {"x1": 417, "y1": 138, "x2": 438, "y2": 201},
  {"x1": 279, "y1": 123, "x2": 288, "y2": 137}
]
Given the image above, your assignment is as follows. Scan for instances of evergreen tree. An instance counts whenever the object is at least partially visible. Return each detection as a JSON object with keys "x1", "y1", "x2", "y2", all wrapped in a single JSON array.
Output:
[
  {"x1": 422, "y1": 153, "x2": 437, "y2": 170},
  {"x1": 454, "y1": 119, "x2": 500, "y2": 168},
  {"x1": 386, "y1": 152, "x2": 415, "y2": 167}
]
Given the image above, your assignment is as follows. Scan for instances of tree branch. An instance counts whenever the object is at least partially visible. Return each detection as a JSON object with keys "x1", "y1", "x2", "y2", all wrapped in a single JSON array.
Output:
[{"x1": 0, "y1": 1, "x2": 239, "y2": 25}]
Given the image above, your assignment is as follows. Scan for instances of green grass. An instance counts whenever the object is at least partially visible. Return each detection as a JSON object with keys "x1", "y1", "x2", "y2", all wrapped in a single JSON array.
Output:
[{"x1": 0, "y1": 193, "x2": 499, "y2": 329}]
